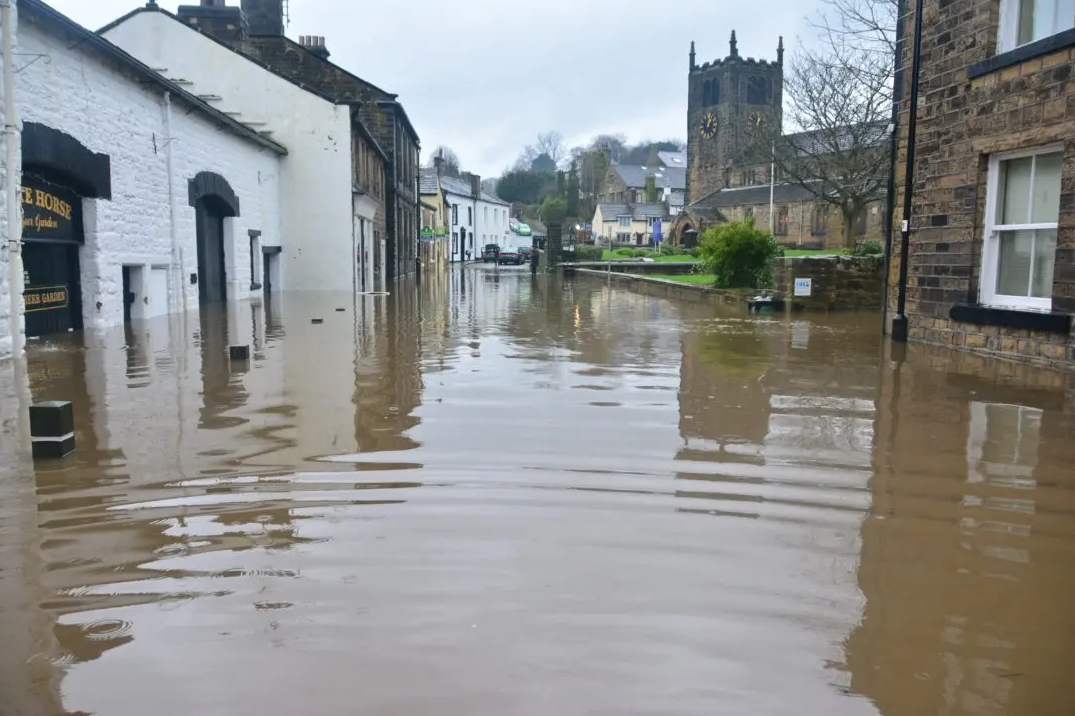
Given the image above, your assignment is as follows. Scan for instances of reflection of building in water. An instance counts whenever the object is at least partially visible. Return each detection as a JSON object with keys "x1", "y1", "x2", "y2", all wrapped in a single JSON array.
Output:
[{"x1": 848, "y1": 351, "x2": 1075, "y2": 715}]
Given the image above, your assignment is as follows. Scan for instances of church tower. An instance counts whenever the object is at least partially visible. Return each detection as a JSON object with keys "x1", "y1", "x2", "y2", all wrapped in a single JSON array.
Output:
[{"x1": 686, "y1": 33, "x2": 784, "y2": 204}]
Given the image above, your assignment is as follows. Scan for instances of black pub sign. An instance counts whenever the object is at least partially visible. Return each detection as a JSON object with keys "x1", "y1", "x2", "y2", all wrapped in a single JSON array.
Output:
[{"x1": 21, "y1": 173, "x2": 80, "y2": 241}]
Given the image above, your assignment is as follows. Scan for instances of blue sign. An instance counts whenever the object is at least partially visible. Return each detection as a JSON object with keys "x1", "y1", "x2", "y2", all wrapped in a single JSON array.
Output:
[{"x1": 653, "y1": 219, "x2": 662, "y2": 243}]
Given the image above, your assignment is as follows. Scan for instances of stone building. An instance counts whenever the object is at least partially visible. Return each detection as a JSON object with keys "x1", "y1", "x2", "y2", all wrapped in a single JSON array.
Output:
[
  {"x1": 676, "y1": 33, "x2": 887, "y2": 251},
  {"x1": 109, "y1": 0, "x2": 420, "y2": 283},
  {"x1": 1, "y1": 0, "x2": 285, "y2": 358},
  {"x1": 597, "y1": 161, "x2": 686, "y2": 215},
  {"x1": 888, "y1": 0, "x2": 1075, "y2": 368}
]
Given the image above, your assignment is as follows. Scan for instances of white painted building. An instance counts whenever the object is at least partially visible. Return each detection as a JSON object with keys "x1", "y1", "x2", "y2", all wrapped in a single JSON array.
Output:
[
  {"x1": 439, "y1": 174, "x2": 510, "y2": 261},
  {"x1": 100, "y1": 4, "x2": 376, "y2": 294},
  {"x1": 0, "y1": 0, "x2": 287, "y2": 358}
]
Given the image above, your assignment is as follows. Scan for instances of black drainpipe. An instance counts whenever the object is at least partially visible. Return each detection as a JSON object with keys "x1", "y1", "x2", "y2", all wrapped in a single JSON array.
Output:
[
  {"x1": 892, "y1": 0, "x2": 925, "y2": 343},
  {"x1": 881, "y1": 0, "x2": 908, "y2": 336}
]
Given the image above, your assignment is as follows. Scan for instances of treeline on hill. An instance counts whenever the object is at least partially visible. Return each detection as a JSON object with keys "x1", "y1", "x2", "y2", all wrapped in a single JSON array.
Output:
[{"x1": 493, "y1": 133, "x2": 685, "y2": 230}]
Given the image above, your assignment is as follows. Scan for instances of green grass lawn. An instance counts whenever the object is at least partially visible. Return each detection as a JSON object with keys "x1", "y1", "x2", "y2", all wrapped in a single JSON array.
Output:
[
  {"x1": 600, "y1": 250, "x2": 697, "y2": 262},
  {"x1": 649, "y1": 274, "x2": 717, "y2": 285},
  {"x1": 783, "y1": 248, "x2": 849, "y2": 257}
]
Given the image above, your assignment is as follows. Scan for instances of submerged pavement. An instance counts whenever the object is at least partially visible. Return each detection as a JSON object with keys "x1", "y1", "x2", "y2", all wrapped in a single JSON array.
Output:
[{"x1": 1, "y1": 265, "x2": 1074, "y2": 715}]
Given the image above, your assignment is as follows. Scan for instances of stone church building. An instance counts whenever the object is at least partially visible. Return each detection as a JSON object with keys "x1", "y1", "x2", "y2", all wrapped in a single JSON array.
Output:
[{"x1": 671, "y1": 33, "x2": 886, "y2": 250}]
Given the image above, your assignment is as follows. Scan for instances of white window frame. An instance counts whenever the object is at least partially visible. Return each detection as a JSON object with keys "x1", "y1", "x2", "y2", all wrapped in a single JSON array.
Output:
[
  {"x1": 998, "y1": 0, "x2": 1075, "y2": 53},
  {"x1": 980, "y1": 144, "x2": 1064, "y2": 312},
  {"x1": 618, "y1": 215, "x2": 631, "y2": 228}
]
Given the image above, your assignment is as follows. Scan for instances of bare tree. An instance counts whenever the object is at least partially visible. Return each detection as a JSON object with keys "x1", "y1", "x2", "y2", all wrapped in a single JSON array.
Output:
[
  {"x1": 590, "y1": 134, "x2": 627, "y2": 163},
  {"x1": 752, "y1": 42, "x2": 891, "y2": 248},
  {"x1": 809, "y1": 0, "x2": 899, "y2": 102},
  {"x1": 425, "y1": 146, "x2": 461, "y2": 175},
  {"x1": 535, "y1": 131, "x2": 567, "y2": 167}
]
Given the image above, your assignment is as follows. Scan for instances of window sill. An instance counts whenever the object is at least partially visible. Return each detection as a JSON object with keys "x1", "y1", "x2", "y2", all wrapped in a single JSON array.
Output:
[
  {"x1": 949, "y1": 303, "x2": 1072, "y2": 334},
  {"x1": 968, "y1": 28, "x2": 1075, "y2": 79}
]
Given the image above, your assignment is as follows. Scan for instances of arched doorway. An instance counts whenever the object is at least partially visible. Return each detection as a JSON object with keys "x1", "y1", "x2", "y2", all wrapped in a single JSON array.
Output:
[{"x1": 188, "y1": 172, "x2": 240, "y2": 305}]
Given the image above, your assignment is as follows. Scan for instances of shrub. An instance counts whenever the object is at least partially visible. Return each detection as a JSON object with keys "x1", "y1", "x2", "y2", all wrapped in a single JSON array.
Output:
[
  {"x1": 614, "y1": 247, "x2": 635, "y2": 258},
  {"x1": 575, "y1": 245, "x2": 603, "y2": 262},
  {"x1": 659, "y1": 243, "x2": 677, "y2": 257},
  {"x1": 632, "y1": 249, "x2": 652, "y2": 258},
  {"x1": 698, "y1": 218, "x2": 784, "y2": 289},
  {"x1": 852, "y1": 240, "x2": 884, "y2": 256}
]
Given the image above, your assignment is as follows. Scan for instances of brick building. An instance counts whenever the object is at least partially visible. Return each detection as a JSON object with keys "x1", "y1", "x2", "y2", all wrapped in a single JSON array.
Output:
[
  {"x1": 889, "y1": 0, "x2": 1075, "y2": 368},
  {"x1": 163, "y1": 0, "x2": 421, "y2": 282}
]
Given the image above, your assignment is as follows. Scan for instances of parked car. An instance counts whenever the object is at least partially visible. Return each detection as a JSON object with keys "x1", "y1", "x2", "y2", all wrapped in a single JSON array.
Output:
[
  {"x1": 518, "y1": 245, "x2": 533, "y2": 262},
  {"x1": 481, "y1": 244, "x2": 500, "y2": 263},
  {"x1": 497, "y1": 248, "x2": 525, "y2": 266}
]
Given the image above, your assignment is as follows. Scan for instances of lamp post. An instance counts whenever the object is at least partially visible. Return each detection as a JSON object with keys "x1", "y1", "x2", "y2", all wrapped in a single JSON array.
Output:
[{"x1": 892, "y1": 0, "x2": 925, "y2": 343}]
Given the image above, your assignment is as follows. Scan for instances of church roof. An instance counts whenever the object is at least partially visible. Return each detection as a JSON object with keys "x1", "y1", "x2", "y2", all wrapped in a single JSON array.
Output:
[
  {"x1": 690, "y1": 180, "x2": 826, "y2": 209},
  {"x1": 596, "y1": 202, "x2": 671, "y2": 221}
]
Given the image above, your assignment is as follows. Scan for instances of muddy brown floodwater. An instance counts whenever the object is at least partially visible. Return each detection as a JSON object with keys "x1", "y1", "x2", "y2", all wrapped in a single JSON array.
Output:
[{"x1": 1, "y1": 266, "x2": 1075, "y2": 715}]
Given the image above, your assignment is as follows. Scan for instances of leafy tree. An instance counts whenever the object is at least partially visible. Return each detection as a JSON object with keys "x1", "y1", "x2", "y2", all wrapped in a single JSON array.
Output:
[
  {"x1": 644, "y1": 175, "x2": 659, "y2": 203},
  {"x1": 556, "y1": 170, "x2": 567, "y2": 198},
  {"x1": 539, "y1": 196, "x2": 570, "y2": 225},
  {"x1": 566, "y1": 162, "x2": 580, "y2": 216},
  {"x1": 530, "y1": 153, "x2": 557, "y2": 173},
  {"x1": 497, "y1": 169, "x2": 555, "y2": 205},
  {"x1": 698, "y1": 218, "x2": 784, "y2": 289}
]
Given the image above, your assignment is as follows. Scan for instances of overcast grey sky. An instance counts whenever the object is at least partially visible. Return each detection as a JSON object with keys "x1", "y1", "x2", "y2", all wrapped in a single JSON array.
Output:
[{"x1": 46, "y1": 0, "x2": 817, "y2": 177}]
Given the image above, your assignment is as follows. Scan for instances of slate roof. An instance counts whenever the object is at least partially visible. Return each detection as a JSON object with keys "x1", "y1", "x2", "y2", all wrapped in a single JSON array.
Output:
[
  {"x1": 595, "y1": 202, "x2": 671, "y2": 221},
  {"x1": 611, "y1": 163, "x2": 686, "y2": 191},
  {"x1": 657, "y1": 151, "x2": 686, "y2": 168},
  {"x1": 690, "y1": 180, "x2": 825, "y2": 209},
  {"x1": 419, "y1": 167, "x2": 440, "y2": 195},
  {"x1": 436, "y1": 174, "x2": 509, "y2": 205}
]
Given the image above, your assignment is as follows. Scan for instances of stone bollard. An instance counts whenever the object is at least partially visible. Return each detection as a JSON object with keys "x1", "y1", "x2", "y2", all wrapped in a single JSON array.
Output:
[
  {"x1": 29, "y1": 401, "x2": 76, "y2": 460},
  {"x1": 229, "y1": 345, "x2": 250, "y2": 361}
]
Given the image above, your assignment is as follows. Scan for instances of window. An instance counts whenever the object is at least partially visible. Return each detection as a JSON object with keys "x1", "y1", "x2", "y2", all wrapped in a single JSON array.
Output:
[
  {"x1": 618, "y1": 215, "x2": 631, "y2": 228},
  {"x1": 744, "y1": 206, "x2": 754, "y2": 221},
  {"x1": 452, "y1": 204, "x2": 458, "y2": 226},
  {"x1": 468, "y1": 207, "x2": 473, "y2": 226},
  {"x1": 999, "y1": 0, "x2": 1075, "y2": 52},
  {"x1": 811, "y1": 204, "x2": 829, "y2": 236},
  {"x1": 775, "y1": 205, "x2": 789, "y2": 236},
  {"x1": 982, "y1": 146, "x2": 1062, "y2": 310}
]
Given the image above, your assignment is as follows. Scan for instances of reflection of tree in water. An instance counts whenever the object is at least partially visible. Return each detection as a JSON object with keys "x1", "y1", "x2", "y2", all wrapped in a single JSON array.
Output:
[{"x1": 695, "y1": 323, "x2": 771, "y2": 381}]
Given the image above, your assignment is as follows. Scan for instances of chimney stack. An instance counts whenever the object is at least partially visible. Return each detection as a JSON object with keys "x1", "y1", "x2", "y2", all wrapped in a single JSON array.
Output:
[
  {"x1": 241, "y1": 0, "x2": 284, "y2": 36},
  {"x1": 176, "y1": 0, "x2": 247, "y2": 43},
  {"x1": 433, "y1": 154, "x2": 444, "y2": 177},
  {"x1": 470, "y1": 174, "x2": 482, "y2": 200},
  {"x1": 300, "y1": 35, "x2": 331, "y2": 60}
]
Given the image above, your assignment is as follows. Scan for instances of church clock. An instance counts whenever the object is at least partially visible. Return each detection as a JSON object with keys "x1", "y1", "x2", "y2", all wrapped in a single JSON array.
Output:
[{"x1": 699, "y1": 112, "x2": 717, "y2": 139}]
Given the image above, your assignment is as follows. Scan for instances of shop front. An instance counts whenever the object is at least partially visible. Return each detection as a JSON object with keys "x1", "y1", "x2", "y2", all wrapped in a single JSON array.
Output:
[{"x1": 21, "y1": 172, "x2": 84, "y2": 338}]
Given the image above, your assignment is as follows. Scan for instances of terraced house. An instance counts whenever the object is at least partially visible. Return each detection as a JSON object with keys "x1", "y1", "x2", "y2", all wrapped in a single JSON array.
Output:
[{"x1": 890, "y1": 0, "x2": 1075, "y2": 368}]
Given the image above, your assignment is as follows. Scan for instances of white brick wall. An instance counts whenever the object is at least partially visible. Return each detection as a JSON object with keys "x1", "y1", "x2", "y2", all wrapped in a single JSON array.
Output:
[
  {"x1": 0, "y1": 0, "x2": 15, "y2": 360},
  {"x1": 6, "y1": 15, "x2": 282, "y2": 336},
  {"x1": 103, "y1": 10, "x2": 357, "y2": 292}
]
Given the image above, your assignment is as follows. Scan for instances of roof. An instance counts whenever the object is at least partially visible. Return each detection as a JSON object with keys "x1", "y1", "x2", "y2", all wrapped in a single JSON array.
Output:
[
  {"x1": 435, "y1": 174, "x2": 509, "y2": 205},
  {"x1": 611, "y1": 163, "x2": 686, "y2": 191},
  {"x1": 595, "y1": 202, "x2": 671, "y2": 221},
  {"x1": 25, "y1": 0, "x2": 286, "y2": 156},
  {"x1": 690, "y1": 180, "x2": 825, "y2": 209},
  {"x1": 783, "y1": 121, "x2": 889, "y2": 156},
  {"x1": 99, "y1": 5, "x2": 396, "y2": 155},
  {"x1": 657, "y1": 151, "x2": 686, "y2": 168},
  {"x1": 419, "y1": 167, "x2": 440, "y2": 195}
]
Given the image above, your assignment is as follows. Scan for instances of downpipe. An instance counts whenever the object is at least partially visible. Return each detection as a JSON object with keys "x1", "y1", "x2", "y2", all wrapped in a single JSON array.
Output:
[
  {"x1": 162, "y1": 91, "x2": 186, "y2": 316},
  {"x1": 3, "y1": 0, "x2": 23, "y2": 358}
]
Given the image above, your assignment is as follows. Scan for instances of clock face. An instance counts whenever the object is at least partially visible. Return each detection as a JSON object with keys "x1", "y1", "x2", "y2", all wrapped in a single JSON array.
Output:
[{"x1": 700, "y1": 112, "x2": 717, "y2": 139}]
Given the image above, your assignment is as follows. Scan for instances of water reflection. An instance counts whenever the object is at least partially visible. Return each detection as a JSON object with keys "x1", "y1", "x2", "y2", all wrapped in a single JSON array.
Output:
[{"x1": 0, "y1": 267, "x2": 1073, "y2": 715}]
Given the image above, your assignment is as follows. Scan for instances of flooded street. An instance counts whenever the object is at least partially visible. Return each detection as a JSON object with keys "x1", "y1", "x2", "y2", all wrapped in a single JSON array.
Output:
[{"x1": 2, "y1": 265, "x2": 1075, "y2": 716}]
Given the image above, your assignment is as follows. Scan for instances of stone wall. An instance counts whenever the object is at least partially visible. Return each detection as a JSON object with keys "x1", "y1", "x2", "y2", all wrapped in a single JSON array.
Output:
[
  {"x1": 888, "y1": 0, "x2": 1075, "y2": 369},
  {"x1": 777, "y1": 256, "x2": 885, "y2": 311}
]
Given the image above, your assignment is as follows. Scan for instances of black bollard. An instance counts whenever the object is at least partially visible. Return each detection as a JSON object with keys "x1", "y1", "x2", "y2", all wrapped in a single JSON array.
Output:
[
  {"x1": 229, "y1": 345, "x2": 250, "y2": 361},
  {"x1": 30, "y1": 401, "x2": 76, "y2": 460},
  {"x1": 311, "y1": 318, "x2": 323, "y2": 324}
]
